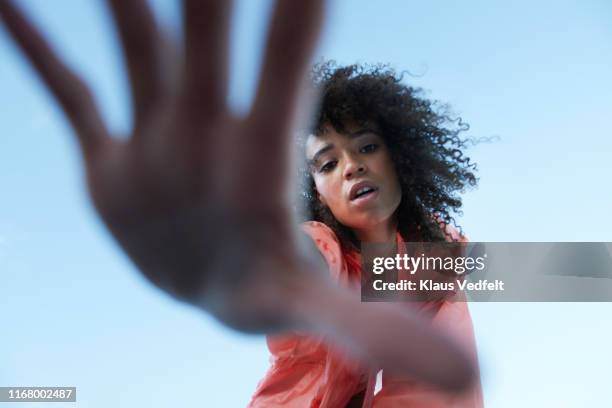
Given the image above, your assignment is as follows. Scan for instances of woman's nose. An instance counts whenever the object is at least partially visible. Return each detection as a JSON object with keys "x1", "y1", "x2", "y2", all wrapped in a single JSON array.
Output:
[{"x1": 343, "y1": 158, "x2": 367, "y2": 179}]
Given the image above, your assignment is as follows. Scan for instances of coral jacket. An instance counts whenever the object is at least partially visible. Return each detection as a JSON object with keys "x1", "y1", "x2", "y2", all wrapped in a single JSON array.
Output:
[{"x1": 248, "y1": 221, "x2": 483, "y2": 408}]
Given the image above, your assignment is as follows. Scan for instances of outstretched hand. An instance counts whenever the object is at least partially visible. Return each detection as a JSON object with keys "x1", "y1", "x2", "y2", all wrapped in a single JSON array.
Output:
[{"x1": 0, "y1": 0, "x2": 475, "y2": 391}]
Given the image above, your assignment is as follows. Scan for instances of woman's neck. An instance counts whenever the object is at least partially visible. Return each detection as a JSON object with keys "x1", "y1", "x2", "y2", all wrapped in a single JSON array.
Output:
[{"x1": 353, "y1": 219, "x2": 398, "y2": 244}]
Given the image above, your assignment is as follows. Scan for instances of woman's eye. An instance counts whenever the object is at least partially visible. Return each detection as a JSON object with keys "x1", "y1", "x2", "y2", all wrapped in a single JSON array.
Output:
[
  {"x1": 361, "y1": 144, "x2": 378, "y2": 153},
  {"x1": 320, "y1": 161, "x2": 337, "y2": 173}
]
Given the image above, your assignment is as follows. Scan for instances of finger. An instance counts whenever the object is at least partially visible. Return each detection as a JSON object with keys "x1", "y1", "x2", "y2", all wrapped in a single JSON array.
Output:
[
  {"x1": 292, "y1": 280, "x2": 477, "y2": 392},
  {"x1": 107, "y1": 0, "x2": 165, "y2": 124},
  {"x1": 0, "y1": 0, "x2": 107, "y2": 159},
  {"x1": 182, "y1": 0, "x2": 232, "y2": 116},
  {"x1": 249, "y1": 0, "x2": 324, "y2": 138}
]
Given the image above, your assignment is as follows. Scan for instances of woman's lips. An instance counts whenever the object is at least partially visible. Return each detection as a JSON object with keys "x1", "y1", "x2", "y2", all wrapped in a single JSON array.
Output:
[{"x1": 350, "y1": 187, "x2": 379, "y2": 207}]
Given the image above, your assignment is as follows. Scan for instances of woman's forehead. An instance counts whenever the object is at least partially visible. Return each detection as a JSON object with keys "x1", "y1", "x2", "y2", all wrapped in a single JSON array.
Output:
[
  {"x1": 305, "y1": 122, "x2": 381, "y2": 158},
  {"x1": 320, "y1": 120, "x2": 379, "y2": 135}
]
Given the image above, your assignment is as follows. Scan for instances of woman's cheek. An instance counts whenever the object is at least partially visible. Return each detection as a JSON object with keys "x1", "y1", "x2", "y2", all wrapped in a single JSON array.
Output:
[
  {"x1": 315, "y1": 182, "x2": 335, "y2": 209},
  {"x1": 322, "y1": 189, "x2": 345, "y2": 220},
  {"x1": 326, "y1": 192, "x2": 343, "y2": 215}
]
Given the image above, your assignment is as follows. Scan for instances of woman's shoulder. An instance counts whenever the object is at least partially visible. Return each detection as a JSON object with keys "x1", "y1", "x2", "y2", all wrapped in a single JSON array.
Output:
[
  {"x1": 300, "y1": 221, "x2": 342, "y2": 255},
  {"x1": 300, "y1": 220, "x2": 339, "y2": 242},
  {"x1": 300, "y1": 221, "x2": 345, "y2": 278}
]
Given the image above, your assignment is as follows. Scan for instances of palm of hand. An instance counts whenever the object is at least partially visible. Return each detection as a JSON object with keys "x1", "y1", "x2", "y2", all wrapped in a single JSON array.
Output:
[{"x1": 90, "y1": 115, "x2": 302, "y2": 331}]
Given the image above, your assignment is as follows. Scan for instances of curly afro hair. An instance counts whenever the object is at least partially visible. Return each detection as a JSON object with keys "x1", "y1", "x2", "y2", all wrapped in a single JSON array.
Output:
[{"x1": 297, "y1": 61, "x2": 478, "y2": 249}]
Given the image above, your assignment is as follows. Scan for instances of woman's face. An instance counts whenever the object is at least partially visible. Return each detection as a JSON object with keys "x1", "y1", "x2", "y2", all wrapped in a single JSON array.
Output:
[{"x1": 306, "y1": 122, "x2": 402, "y2": 233}]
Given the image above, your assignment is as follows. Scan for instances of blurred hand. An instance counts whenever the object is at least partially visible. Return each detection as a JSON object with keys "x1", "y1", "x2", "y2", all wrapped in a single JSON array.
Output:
[{"x1": 0, "y1": 0, "x2": 475, "y2": 391}]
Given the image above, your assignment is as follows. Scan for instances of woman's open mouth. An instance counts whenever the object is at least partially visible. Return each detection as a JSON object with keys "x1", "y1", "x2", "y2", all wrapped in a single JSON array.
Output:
[{"x1": 349, "y1": 184, "x2": 379, "y2": 207}]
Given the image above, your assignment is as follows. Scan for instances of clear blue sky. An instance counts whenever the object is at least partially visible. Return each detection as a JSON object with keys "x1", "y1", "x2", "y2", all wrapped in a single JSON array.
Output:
[{"x1": 1, "y1": 0, "x2": 611, "y2": 406}]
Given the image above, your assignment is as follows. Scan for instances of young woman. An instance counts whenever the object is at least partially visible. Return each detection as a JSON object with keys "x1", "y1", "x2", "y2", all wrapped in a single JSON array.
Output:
[
  {"x1": 248, "y1": 63, "x2": 483, "y2": 407},
  {"x1": 1, "y1": 0, "x2": 478, "y2": 404}
]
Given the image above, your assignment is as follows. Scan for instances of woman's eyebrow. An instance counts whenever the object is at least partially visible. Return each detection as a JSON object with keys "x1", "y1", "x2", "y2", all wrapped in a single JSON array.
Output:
[
  {"x1": 309, "y1": 143, "x2": 334, "y2": 166},
  {"x1": 309, "y1": 129, "x2": 379, "y2": 165}
]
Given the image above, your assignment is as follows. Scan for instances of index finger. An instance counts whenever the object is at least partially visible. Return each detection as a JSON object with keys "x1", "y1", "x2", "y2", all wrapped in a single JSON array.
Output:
[
  {"x1": 181, "y1": 0, "x2": 232, "y2": 117},
  {"x1": 107, "y1": 0, "x2": 166, "y2": 125},
  {"x1": 249, "y1": 0, "x2": 325, "y2": 139}
]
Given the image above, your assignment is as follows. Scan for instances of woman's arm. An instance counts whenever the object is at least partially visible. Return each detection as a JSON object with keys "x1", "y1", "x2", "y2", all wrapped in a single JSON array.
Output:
[{"x1": 0, "y1": 0, "x2": 475, "y2": 391}]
